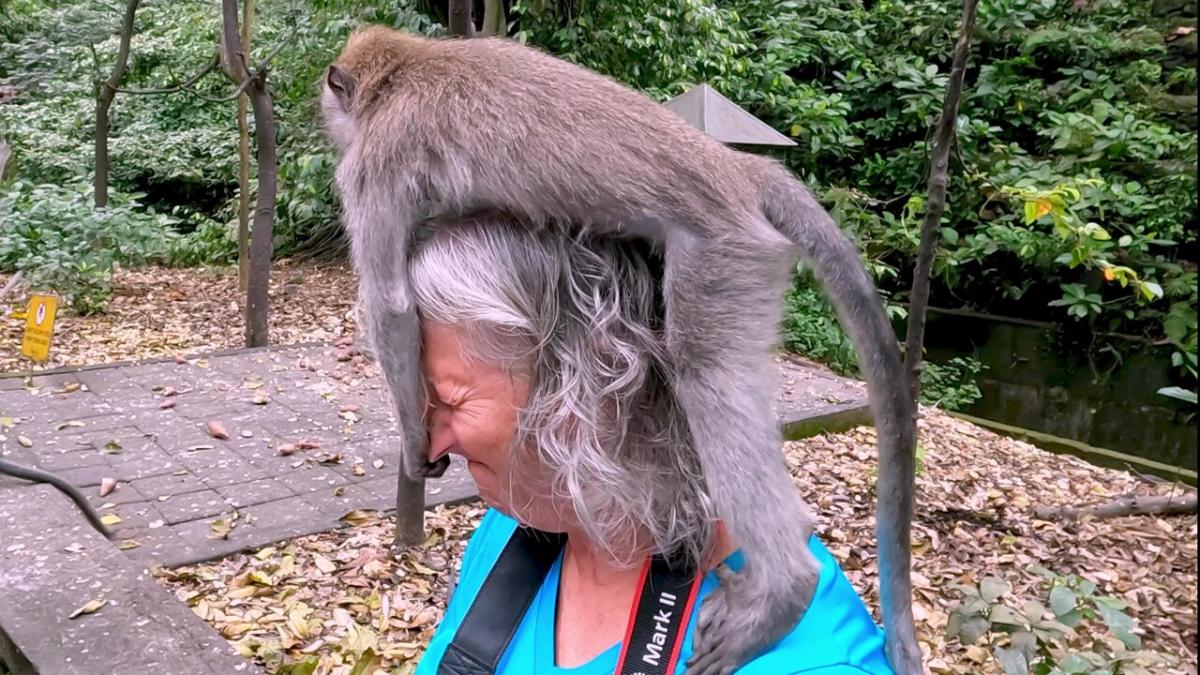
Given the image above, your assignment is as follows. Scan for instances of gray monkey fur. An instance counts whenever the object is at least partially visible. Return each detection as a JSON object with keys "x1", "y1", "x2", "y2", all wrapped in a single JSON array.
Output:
[
  {"x1": 319, "y1": 25, "x2": 919, "y2": 675},
  {"x1": 0, "y1": 458, "x2": 113, "y2": 538}
]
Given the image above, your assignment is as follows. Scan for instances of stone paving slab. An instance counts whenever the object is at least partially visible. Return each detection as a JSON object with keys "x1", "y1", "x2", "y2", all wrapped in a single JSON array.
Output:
[
  {"x1": 0, "y1": 484, "x2": 260, "y2": 675},
  {"x1": 1, "y1": 344, "x2": 869, "y2": 570}
]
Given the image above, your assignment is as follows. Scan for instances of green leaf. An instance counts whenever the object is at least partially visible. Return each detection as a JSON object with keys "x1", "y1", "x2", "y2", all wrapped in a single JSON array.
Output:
[
  {"x1": 1095, "y1": 603, "x2": 1141, "y2": 649},
  {"x1": 1022, "y1": 599, "x2": 1047, "y2": 624},
  {"x1": 1010, "y1": 630, "x2": 1038, "y2": 659},
  {"x1": 1024, "y1": 200, "x2": 1038, "y2": 224},
  {"x1": 1033, "y1": 618, "x2": 1077, "y2": 637},
  {"x1": 1058, "y1": 653, "x2": 1092, "y2": 674},
  {"x1": 276, "y1": 657, "x2": 319, "y2": 675},
  {"x1": 995, "y1": 645, "x2": 1030, "y2": 675},
  {"x1": 990, "y1": 604, "x2": 1027, "y2": 627},
  {"x1": 981, "y1": 576, "x2": 1011, "y2": 603},
  {"x1": 348, "y1": 648, "x2": 383, "y2": 675},
  {"x1": 1139, "y1": 281, "x2": 1164, "y2": 300},
  {"x1": 1157, "y1": 386, "x2": 1198, "y2": 404},
  {"x1": 1050, "y1": 586, "x2": 1078, "y2": 616},
  {"x1": 957, "y1": 615, "x2": 992, "y2": 645}
]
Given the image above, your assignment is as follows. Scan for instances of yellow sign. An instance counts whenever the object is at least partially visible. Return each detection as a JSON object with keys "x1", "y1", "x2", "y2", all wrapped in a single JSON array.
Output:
[{"x1": 20, "y1": 294, "x2": 57, "y2": 363}]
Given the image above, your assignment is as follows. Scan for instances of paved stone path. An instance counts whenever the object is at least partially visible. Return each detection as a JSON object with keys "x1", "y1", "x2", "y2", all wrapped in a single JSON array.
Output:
[
  {"x1": 0, "y1": 342, "x2": 868, "y2": 674},
  {"x1": 1, "y1": 345, "x2": 868, "y2": 568}
]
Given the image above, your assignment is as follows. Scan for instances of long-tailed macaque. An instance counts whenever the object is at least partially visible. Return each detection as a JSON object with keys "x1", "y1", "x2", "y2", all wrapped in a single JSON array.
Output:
[
  {"x1": 320, "y1": 26, "x2": 919, "y2": 675},
  {"x1": 0, "y1": 459, "x2": 112, "y2": 537}
]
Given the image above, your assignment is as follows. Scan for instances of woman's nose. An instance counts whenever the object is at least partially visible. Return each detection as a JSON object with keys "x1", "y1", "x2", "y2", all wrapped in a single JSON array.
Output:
[{"x1": 426, "y1": 407, "x2": 456, "y2": 462}]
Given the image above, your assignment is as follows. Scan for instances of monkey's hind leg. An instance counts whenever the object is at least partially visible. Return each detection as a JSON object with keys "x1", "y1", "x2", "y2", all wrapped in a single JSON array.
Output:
[
  {"x1": 663, "y1": 226, "x2": 820, "y2": 674},
  {"x1": 0, "y1": 459, "x2": 113, "y2": 538}
]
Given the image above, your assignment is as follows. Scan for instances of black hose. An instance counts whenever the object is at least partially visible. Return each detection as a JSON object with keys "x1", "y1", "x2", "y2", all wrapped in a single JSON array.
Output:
[{"x1": 0, "y1": 459, "x2": 113, "y2": 538}]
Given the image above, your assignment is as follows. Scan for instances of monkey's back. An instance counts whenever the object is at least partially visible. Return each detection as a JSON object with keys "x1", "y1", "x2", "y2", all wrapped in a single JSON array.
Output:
[{"x1": 343, "y1": 27, "x2": 773, "y2": 236}]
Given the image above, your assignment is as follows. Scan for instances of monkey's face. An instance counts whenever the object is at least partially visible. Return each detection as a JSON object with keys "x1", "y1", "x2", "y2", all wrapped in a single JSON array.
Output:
[
  {"x1": 319, "y1": 64, "x2": 358, "y2": 153},
  {"x1": 421, "y1": 323, "x2": 570, "y2": 530}
]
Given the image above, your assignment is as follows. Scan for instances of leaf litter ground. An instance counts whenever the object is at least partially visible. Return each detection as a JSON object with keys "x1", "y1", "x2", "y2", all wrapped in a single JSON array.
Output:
[
  {"x1": 154, "y1": 411, "x2": 1198, "y2": 675},
  {"x1": 1, "y1": 263, "x2": 1193, "y2": 673},
  {"x1": 0, "y1": 260, "x2": 357, "y2": 371}
]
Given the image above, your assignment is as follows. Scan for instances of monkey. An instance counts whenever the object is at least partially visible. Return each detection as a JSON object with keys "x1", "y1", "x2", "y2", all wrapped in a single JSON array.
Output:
[
  {"x1": 319, "y1": 26, "x2": 919, "y2": 675},
  {"x1": 0, "y1": 459, "x2": 113, "y2": 538}
]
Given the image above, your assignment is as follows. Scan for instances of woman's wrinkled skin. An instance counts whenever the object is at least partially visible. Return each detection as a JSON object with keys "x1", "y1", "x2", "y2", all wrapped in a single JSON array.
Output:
[{"x1": 422, "y1": 322, "x2": 564, "y2": 531}]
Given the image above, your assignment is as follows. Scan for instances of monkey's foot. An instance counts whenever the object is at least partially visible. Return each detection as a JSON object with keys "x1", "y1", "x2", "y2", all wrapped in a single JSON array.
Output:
[{"x1": 687, "y1": 556, "x2": 818, "y2": 675}]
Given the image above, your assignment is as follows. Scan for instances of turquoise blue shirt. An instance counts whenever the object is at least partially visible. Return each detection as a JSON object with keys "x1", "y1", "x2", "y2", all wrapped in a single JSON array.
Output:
[{"x1": 417, "y1": 509, "x2": 894, "y2": 674}]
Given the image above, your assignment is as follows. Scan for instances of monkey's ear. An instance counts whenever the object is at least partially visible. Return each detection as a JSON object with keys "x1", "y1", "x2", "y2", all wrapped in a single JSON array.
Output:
[{"x1": 325, "y1": 65, "x2": 357, "y2": 109}]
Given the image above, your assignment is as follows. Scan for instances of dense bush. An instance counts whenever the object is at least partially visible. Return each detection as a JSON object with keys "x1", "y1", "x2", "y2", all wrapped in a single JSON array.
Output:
[
  {"x1": 515, "y1": 0, "x2": 1196, "y2": 387},
  {"x1": 0, "y1": 181, "x2": 180, "y2": 313},
  {"x1": 0, "y1": 0, "x2": 1194, "y2": 392}
]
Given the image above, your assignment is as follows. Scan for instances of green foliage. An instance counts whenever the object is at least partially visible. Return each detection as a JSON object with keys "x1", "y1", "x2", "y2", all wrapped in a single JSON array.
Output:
[
  {"x1": 516, "y1": 0, "x2": 1196, "y2": 393},
  {"x1": 782, "y1": 279, "x2": 985, "y2": 411},
  {"x1": 946, "y1": 566, "x2": 1182, "y2": 674},
  {"x1": 0, "y1": 181, "x2": 179, "y2": 313},
  {"x1": 0, "y1": 0, "x2": 437, "y2": 276},
  {"x1": 1, "y1": 0, "x2": 1194, "y2": 392},
  {"x1": 921, "y1": 358, "x2": 986, "y2": 411}
]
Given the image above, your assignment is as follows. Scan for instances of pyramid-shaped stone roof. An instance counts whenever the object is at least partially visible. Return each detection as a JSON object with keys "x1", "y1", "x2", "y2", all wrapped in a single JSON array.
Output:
[{"x1": 663, "y1": 83, "x2": 797, "y2": 147}]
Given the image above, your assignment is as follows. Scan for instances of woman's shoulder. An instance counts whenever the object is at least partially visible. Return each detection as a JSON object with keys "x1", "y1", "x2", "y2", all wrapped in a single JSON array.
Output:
[
  {"x1": 703, "y1": 536, "x2": 895, "y2": 675},
  {"x1": 451, "y1": 508, "x2": 520, "y2": 594}
]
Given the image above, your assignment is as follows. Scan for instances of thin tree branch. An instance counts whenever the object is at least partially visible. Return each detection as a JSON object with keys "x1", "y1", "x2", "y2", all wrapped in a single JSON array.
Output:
[
  {"x1": 113, "y1": 53, "x2": 219, "y2": 95},
  {"x1": 94, "y1": 0, "x2": 141, "y2": 208},
  {"x1": 902, "y1": 0, "x2": 979, "y2": 400},
  {"x1": 1034, "y1": 492, "x2": 1197, "y2": 521}
]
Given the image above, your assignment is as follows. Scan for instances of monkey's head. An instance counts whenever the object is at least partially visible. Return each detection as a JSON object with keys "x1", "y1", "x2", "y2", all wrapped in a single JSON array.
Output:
[{"x1": 320, "y1": 25, "x2": 429, "y2": 153}]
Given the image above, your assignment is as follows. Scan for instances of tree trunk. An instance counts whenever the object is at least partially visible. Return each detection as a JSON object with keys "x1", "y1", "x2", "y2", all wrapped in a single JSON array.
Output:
[
  {"x1": 94, "y1": 0, "x2": 141, "y2": 209},
  {"x1": 236, "y1": 0, "x2": 253, "y2": 293},
  {"x1": 481, "y1": 0, "x2": 506, "y2": 36},
  {"x1": 448, "y1": 0, "x2": 474, "y2": 37},
  {"x1": 220, "y1": 0, "x2": 275, "y2": 348},
  {"x1": 902, "y1": 0, "x2": 979, "y2": 401},
  {"x1": 0, "y1": 139, "x2": 10, "y2": 180}
]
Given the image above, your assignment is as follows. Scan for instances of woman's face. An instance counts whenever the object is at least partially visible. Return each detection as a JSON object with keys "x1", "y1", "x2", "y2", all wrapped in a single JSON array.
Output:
[{"x1": 421, "y1": 323, "x2": 568, "y2": 530}]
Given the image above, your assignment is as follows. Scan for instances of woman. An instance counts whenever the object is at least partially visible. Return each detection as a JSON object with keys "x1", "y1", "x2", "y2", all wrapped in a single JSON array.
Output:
[{"x1": 408, "y1": 212, "x2": 893, "y2": 674}]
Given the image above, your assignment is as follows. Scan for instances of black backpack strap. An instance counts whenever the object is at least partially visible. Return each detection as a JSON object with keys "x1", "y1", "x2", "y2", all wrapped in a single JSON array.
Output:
[{"x1": 437, "y1": 525, "x2": 567, "y2": 675}]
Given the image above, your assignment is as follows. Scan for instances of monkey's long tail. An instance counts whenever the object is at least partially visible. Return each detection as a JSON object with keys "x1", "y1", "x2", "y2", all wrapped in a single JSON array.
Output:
[
  {"x1": 0, "y1": 459, "x2": 113, "y2": 539},
  {"x1": 761, "y1": 166, "x2": 922, "y2": 675}
]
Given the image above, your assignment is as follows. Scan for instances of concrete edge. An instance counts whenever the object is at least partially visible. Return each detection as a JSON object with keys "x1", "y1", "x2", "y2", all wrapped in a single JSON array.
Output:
[
  {"x1": 949, "y1": 410, "x2": 1198, "y2": 486},
  {"x1": 0, "y1": 341, "x2": 331, "y2": 381},
  {"x1": 0, "y1": 630, "x2": 34, "y2": 675},
  {"x1": 149, "y1": 493, "x2": 485, "y2": 570}
]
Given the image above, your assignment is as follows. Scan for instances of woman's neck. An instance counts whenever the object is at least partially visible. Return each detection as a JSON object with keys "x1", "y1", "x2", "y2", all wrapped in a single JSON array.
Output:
[{"x1": 553, "y1": 522, "x2": 738, "y2": 668}]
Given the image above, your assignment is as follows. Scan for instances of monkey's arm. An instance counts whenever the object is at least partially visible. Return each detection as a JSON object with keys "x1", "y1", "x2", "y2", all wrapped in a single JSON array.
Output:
[
  {"x1": 340, "y1": 174, "x2": 447, "y2": 480},
  {"x1": 0, "y1": 459, "x2": 113, "y2": 538}
]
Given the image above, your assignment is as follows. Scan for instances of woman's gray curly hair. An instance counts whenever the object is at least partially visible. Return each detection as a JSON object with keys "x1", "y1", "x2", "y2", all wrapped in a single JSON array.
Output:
[{"x1": 409, "y1": 211, "x2": 715, "y2": 569}]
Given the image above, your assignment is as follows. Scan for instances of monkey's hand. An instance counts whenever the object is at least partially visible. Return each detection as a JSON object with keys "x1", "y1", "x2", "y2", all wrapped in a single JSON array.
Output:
[
  {"x1": 401, "y1": 440, "x2": 451, "y2": 481},
  {"x1": 687, "y1": 551, "x2": 819, "y2": 675}
]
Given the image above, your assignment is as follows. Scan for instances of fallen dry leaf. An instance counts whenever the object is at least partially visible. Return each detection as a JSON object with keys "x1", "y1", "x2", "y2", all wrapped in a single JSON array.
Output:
[
  {"x1": 68, "y1": 598, "x2": 107, "y2": 619},
  {"x1": 207, "y1": 421, "x2": 230, "y2": 440},
  {"x1": 99, "y1": 514, "x2": 122, "y2": 526},
  {"x1": 99, "y1": 478, "x2": 117, "y2": 497},
  {"x1": 210, "y1": 518, "x2": 233, "y2": 540}
]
